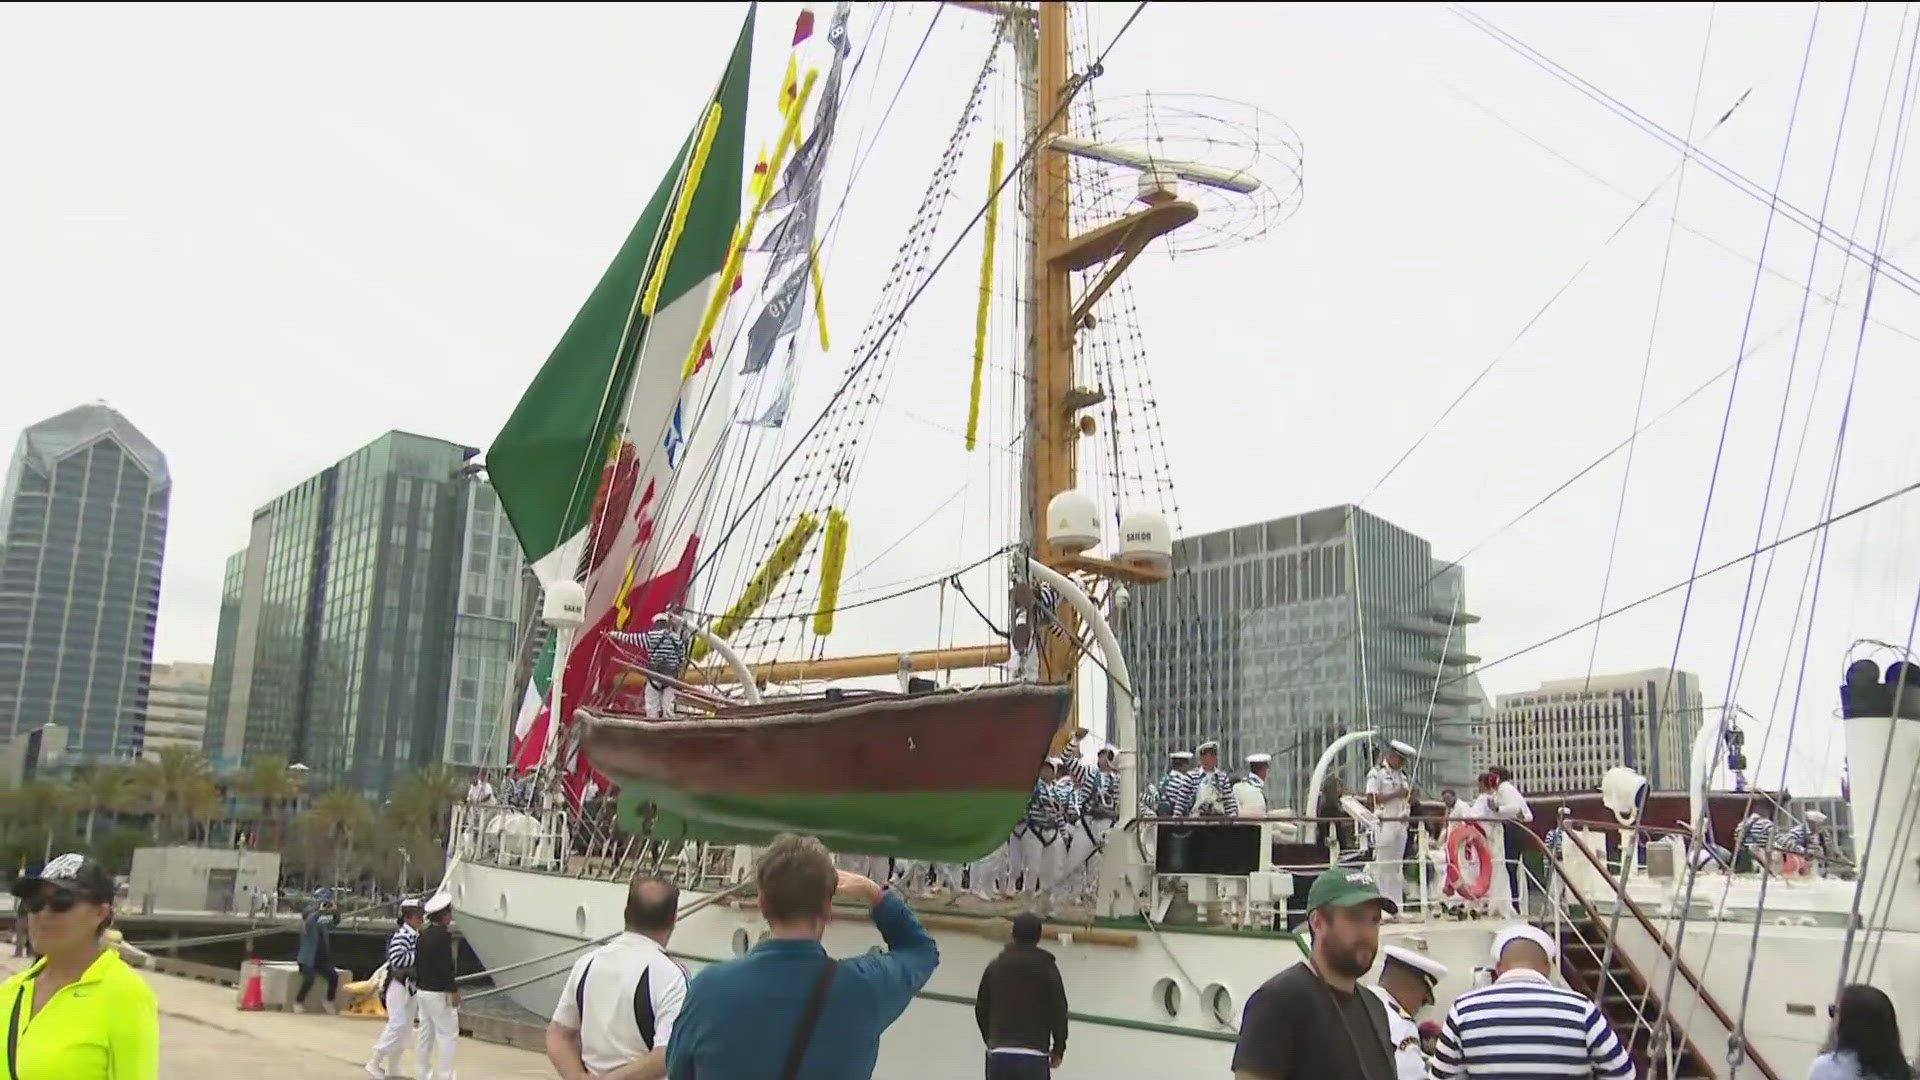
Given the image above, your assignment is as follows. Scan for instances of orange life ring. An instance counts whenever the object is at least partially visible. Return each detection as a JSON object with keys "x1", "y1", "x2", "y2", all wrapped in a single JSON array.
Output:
[
  {"x1": 1446, "y1": 824, "x2": 1495, "y2": 900},
  {"x1": 1782, "y1": 853, "x2": 1806, "y2": 875}
]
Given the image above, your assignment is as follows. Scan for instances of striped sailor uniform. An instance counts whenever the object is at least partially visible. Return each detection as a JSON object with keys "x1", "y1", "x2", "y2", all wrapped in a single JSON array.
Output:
[
  {"x1": 1193, "y1": 768, "x2": 1239, "y2": 817},
  {"x1": 638, "y1": 628, "x2": 687, "y2": 716},
  {"x1": 1779, "y1": 823, "x2": 1829, "y2": 874},
  {"x1": 1068, "y1": 770, "x2": 1122, "y2": 901},
  {"x1": 1736, "y1": 814, "x2": 1776, "y2": 872},
  {"x1": 1018, "y1": 779, "x2": 1070, "y2": 906},
  {"x1": 1431, "y1": 968, "x2": 1633, "y2": 1079},
  {"x1": 365, "y1": 922, "x2": 419, "y2": 1078},
  {"x1": 1156, "y1": 768, "x2": 1199, "y2": 816}
]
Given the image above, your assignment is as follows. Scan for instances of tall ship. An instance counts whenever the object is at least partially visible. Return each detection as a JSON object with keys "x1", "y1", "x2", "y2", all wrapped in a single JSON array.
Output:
[{"x1": 443, "y1": 4, "x2": 1920, "y2": 1077}]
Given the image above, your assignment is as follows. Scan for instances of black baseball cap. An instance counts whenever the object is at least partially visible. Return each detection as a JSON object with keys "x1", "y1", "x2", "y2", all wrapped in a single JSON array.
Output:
[{"x1": 11, "y1": 853, "x2": 115, "y2": 903}]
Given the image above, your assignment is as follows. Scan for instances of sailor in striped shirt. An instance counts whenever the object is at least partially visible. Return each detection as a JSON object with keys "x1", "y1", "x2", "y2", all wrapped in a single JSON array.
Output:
[
  {"x1": 641, "y1": 614, "x2": 687, "y2": 717},
  {"x1": 1018, "y1": 759, "x2": 1072, "y2": 909},
  {"x1": 364, "y1": 896, "x2": 424, "y2": 1079},
  {"x1": 1155, "y1": 751, "x2": 1198, "y2": 816},
  {"x1": 1736, "y1": 812, "x2": 1777, "y2": 873},
  {"x1": 1779, "y1": 809, "x2": 1832, "y2": 874},
  {"x1": 1432, "y1": 924, "x2": 1632, "y2": 1080},
  {"x1": 1192, "y1": 740, "x2": 1239, "y2": 817}
]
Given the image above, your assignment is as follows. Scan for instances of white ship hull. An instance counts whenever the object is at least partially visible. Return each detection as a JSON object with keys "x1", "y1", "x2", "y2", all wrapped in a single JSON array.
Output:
[{"x1": 449, "y1": 856, "x2": 1920, "y2": 1079}]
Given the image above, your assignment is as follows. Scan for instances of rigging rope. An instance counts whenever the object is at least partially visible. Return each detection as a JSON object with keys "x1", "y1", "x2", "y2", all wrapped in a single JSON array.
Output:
[
  {"x1": 686, "y1": 1, "x2": 1152, "y2": 599},
  {"x1": 1449, "y1": 3, "x2": 1920, "y2": 300},
  {"x1": 1582, "y1": 2, "x2": 1719, "y2": 694}
]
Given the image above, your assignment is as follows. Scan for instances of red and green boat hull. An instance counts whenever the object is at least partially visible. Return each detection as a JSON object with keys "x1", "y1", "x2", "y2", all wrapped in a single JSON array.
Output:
[{"x1": 577, "y1": 683, "x2": 1072, "y2": 862}]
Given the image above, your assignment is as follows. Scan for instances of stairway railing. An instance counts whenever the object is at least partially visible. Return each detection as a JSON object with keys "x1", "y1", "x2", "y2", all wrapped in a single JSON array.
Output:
[{"x1": 1512, "y1": 822, "x2": 1782, "y2": 1080}]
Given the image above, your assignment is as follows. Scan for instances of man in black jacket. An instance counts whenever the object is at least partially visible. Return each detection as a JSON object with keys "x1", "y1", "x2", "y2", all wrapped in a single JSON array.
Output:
[
  {"x1": 975, "y1": 912, "x2": 1067, "y2": 1078},
  {"x1": 413, "y1": 894, "x2": 460, "y2": 1080}
]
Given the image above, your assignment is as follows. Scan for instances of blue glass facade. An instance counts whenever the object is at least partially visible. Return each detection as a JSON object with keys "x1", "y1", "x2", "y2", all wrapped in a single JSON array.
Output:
[
  {"x1": 1115, "y1": 506, "x2": 1487, "y2": 807},
  {"x1": 205, "y1": 432, "x2": 476, "y2": 796},
  {"x1": 0, "y1": 404, "x2": 169, "y2": 765}
]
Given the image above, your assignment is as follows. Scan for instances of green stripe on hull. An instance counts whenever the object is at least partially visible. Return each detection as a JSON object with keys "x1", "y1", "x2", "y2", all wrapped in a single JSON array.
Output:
[{"x1": 613, "y1": 778, "x2": 1029, "y2": 861}]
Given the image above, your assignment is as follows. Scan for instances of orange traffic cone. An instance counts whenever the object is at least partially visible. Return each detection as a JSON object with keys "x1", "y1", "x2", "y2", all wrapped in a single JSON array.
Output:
[{"x1": 238, "y1": 958, "x2": 265, "y2": 1011}]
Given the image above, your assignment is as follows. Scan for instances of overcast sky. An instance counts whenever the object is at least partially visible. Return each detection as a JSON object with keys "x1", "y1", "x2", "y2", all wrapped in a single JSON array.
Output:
[{"x1": 5, "y1": 2, "x2": 1918, "y2": 796}]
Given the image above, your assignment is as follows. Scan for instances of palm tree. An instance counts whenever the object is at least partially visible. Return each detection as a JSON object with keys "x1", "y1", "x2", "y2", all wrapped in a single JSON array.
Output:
[
  {"x1": 241, "y1": 755, "x2": 303, "y2": 849},
  {"x1": 4, "y1": 781, "x2": 73, "y2": 862},
  {"x1": 307, "y1": 785, "x2": 374, "y2": 887},
  {"x1": 128, "y1": 746, "x2": 218, "y2": 843},
  {"x1": 382, "y1": 765, "x2": 464, "y2": 890},
  {"x1": 74, "y1": 765, "x2": 130, "y2": 844}
]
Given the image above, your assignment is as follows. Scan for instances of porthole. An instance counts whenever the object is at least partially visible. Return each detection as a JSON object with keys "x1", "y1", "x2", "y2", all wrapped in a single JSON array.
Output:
[
  {"x1": 575, "y1": 905, "x2": 588, "y2": 934},
  {"x1": 1153, "y1": 976, "x2": 1182, "y2": 1018},
  {"x1": 732, "y1": 929, "x2": 752, "y2": 956},
  {"x1": 1204, "y1": 983, "x2": 1234, "y2": 1025}
]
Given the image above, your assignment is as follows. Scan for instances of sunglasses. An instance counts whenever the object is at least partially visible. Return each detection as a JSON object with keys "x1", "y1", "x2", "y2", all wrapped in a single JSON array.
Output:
[{"x1": 20, "y1": 888, "x2": 86, "y2": 915}]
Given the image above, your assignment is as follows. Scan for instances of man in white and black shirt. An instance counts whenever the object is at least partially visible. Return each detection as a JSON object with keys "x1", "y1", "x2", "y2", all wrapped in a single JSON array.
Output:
[
  {"x1": 548, "y1": 872, "x2": 690, "y2": 1080},
  {"x1": 639, "y1": 614, "x2": 688, "y2": 717},
  {"x1": 1431, "y1": 924, "x2": 1632, "y2": 1080},
  {"x1": 364, "y1": 896, "x2": 424, "y2": 1079}
]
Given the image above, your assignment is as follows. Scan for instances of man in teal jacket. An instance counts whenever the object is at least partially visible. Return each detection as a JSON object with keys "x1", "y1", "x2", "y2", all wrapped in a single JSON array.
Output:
[{"x1": 667, "y1": 834, "x2": 938, "y2": 1079}]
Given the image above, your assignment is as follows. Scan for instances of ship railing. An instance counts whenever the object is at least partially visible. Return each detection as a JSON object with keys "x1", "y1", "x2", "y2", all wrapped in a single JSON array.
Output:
[
  {"x1": 447, "y1": 801, "x2": 573, "y2": 873},
  {"x1": 1134, "y1": 813, "x2": 1541, "y2": 930},
  {"x1": 1513, "y1": 816, "x2": 1782, "y2": 1080}
]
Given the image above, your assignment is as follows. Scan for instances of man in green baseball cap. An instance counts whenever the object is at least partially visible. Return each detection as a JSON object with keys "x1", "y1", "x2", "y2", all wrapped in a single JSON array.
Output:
[{"x1": 1231, "y1": 868, "x2": 1398, "y2": 1080}]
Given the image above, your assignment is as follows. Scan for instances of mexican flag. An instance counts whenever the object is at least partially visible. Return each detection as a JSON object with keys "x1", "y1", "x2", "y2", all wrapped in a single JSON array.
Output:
[{"x1": 491, "y1": 9, "x2": 755, "y2": 768}]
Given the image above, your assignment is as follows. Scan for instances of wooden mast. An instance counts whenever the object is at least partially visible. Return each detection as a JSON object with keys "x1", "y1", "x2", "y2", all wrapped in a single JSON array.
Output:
[{"x1": 1029, "y1": 1, "x2": 1083, "y2": 707}]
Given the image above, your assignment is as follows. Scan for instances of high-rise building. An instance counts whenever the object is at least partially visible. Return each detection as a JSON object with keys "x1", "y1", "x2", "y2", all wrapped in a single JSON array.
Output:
[
  {"x1": 1117, "y1": 505, "x2": 1488, "y2": 806},
  {"x1": 204, "y1": 432, "x2": 480, "y2": 795},
  {"x1": 1490, "y1": 668, "x2": 1705, "y2": 792},
  {"x1": 0, "y1": 403, "x2": 169, "y2": 764},
  {"x1": 143, "y1": 661, "x2": 212, "y2": 760},
  {"x1": 441, "y1": 475, "x2": 526, "y2": 770}
]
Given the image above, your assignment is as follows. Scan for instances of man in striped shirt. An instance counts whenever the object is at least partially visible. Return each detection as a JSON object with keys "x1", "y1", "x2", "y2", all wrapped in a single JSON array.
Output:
[
  {"x1": 1193, "y1": 741, "x2": 1240, "y2": 817},
  {"x1": 1018, "y1": 760, "x2": 1071, "y2": 909},
  {"x1": 365, "y1": 896, "x2": 424, "y2": 1079},
  {"x1": 640, "y1": 614, "x2": 688, "y2": 717},
  {"x1": 1736, "y1": 811, "x2": 1777, "y2": 873},
  {"x1": 1155, "y1": 751, "x2": 1198, "y2": 816},
  {"x1": 1431, "y1": 924, "x2": 1633, "y2": 1079}
]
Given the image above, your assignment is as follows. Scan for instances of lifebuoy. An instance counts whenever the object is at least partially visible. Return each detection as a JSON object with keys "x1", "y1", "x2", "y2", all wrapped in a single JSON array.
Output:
[
  {"x1": 1782, "y1": 853, "x2": 1806, "y2": 875},
  {"x1": 1446, "y1": 824, "x2": 1495, "y2": 900}
]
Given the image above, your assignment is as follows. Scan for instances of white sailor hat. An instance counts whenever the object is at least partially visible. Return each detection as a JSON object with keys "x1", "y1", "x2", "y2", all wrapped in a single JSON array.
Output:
[
  {"x1": 1387, "y1": 740, "x2": 1418, "y2": 758},
  {"x1": 423, "y1": 892, "x2": 453, "y2": 916},
  {"x1": 1197, "y1": 740, "x2": 1220, "y2": 754},
  {"x1": 398, "y1": 896, "x2": 425, "y2": 911},
  {"x1": 1246, "y1": 752, "x2": 1272, "y2": 765},
  {"x1": 1044, "y1": 756, "x2": 1062, "y2": 767},
  {"x1": 1491, "y1": 923, "x2": 1557, "y2": 963},
  {"x1": 1170, "y1": 750, "x2": 1194, "y2": 760},
  {"x1": 1380, "y1": 944, "x2": 1448, "y2": 988},
  {"x1": 1805, "y1": 809, "x2": 1828, "y2": 824}
]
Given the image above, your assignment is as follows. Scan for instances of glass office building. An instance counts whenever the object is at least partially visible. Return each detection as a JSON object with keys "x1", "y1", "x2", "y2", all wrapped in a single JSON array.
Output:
[
  {"x1": 205, "y1": 432, "x2": 480, "y2": 796},
  {"x1": 0, "y1": 404, "x2": 169, "y2": 764},
  {"x1": 442, "y1": 478, "x2": 524, "y2": 770},
  {"x1": 1115, "y1": 505, "x2": 1488, "y2": 807}
]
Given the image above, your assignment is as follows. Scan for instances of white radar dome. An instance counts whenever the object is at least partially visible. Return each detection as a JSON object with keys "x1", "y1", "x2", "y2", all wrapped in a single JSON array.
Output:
[
  {"x1": 542, "y1": 579, "x2": 587, "y2": 629},
  {"x1": 1117, "y1": 509, "x2": 1172, "y2": 572},
  {"x1": 1046, "y1": 489, "x2": 1101, "y2": 553}
]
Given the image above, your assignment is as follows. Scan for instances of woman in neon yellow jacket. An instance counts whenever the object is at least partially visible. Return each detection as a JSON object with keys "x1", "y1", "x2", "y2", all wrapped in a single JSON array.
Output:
[{"x1": 2, "y1": 853, "x2": 158, "y2": 1079}]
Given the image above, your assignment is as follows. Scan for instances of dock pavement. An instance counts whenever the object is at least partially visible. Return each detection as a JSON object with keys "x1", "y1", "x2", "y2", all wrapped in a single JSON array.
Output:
[{"x1": 0, "y1": 955, "x2": 551, "y2": 1077}]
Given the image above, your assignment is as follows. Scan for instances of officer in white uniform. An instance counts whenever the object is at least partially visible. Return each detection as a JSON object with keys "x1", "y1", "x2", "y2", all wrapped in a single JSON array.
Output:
[
  {"x1": 1365, "y1": 740, "x2": 1417, "y2": 916},
  {"x1": 1367, "y1": 944, "x2": 1448, "y2": 1080},
  {"x1": 1233, "y1": 753, "x2": 1272, "y2": 817}
]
